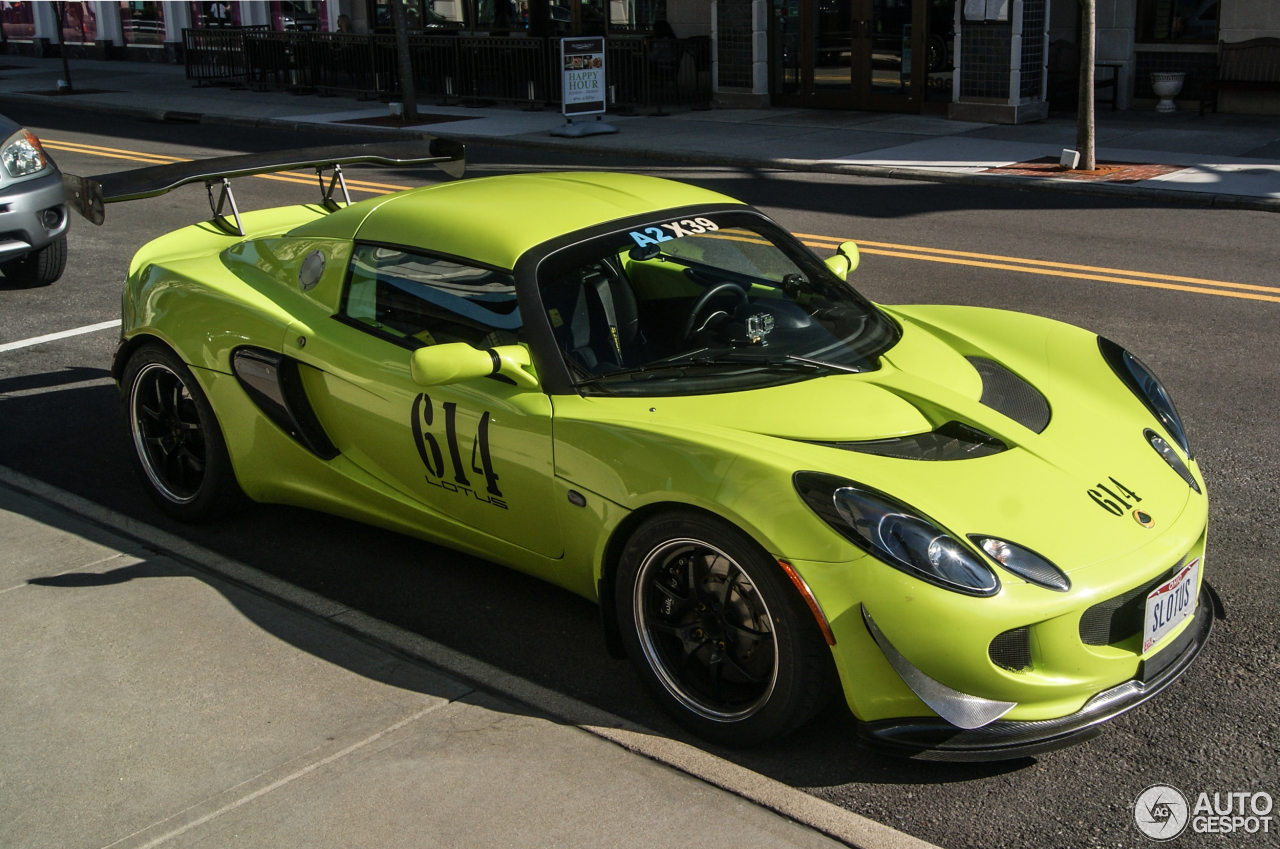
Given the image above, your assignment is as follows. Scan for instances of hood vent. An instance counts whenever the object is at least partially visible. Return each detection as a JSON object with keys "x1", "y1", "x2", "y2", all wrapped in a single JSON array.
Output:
[
  {"x1": 813, "y1": 421, "x2": 1007, "y2": 461},
  {"x1": 967, "y1": 357, "x2": 1050, "y2": 434}
]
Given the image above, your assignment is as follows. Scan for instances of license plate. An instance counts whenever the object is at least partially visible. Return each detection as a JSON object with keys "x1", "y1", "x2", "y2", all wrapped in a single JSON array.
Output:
[{"x1": 1143, "y1": 558, "x2": 1199, "y2": 654}]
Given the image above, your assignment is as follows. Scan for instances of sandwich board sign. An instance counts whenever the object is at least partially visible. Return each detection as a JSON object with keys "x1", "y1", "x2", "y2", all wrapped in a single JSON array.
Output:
[{"x1": 552, "y1": 37, "x2": 618, "y2": 136}]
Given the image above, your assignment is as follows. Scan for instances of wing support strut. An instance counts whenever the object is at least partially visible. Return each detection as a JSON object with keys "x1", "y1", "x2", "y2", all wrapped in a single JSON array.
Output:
[
  {"x1": 318, "y1": 164, "x2": 351, "y2": 211},
  {"x1": 206, "y1": 178, "x2": 245, "y2": 236}
]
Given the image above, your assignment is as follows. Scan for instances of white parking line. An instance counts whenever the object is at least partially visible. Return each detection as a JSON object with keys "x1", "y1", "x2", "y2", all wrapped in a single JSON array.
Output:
[{"x1": 0, "y1": 320, "x2": 121, "y2": 353}]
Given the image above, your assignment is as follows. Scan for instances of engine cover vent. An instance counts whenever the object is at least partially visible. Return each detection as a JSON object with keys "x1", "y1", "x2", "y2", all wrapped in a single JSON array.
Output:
[
  {"x1": 813, "y1": 421, "x2": 1007, "y2": 461},
  {"x1": 967, "y1": 357, "x2": 1051, "y2": 434}
]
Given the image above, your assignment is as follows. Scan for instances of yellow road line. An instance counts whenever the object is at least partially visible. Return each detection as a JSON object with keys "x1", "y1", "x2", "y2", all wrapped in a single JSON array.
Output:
[
  {"x1": 45, "y1": 142, "x2": 176, "y2": 166},
  {"x1": 796, "y1": 233, "x2": 1280, "y2": 295},
  {"x1": 42, "y1": 137, "x2": 1275, "y2": 304},
  {"x1": 851, "y1": 247, "x2": 1280, "y2": 304},
  {"x1": 45, "y1": 139, "x2": 187, "y2": 162}
]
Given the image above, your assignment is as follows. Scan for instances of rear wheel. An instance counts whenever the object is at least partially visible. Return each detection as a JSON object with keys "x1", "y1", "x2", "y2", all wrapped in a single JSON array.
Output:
[
  {"x1": 617, "y1": 511, "x2": 836, "y2": 745},
  {"x1": 1, "y1": 235, "x2": 67, "y2": 287},
  {"x1": 121, "y1": 343, "x2": 247, "y2": 521}
]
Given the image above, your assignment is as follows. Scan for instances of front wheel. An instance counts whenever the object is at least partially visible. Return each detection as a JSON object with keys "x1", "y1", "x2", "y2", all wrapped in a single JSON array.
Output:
[
  {"x1": 1, "y1": 235, "x2": 67, "y2": 287},
  {"x1": 616, "y1": 511, "x2": 837, "y2": 746},
  {"x1": 121, "y1": 343, "x2": 248, "y2": 522}
]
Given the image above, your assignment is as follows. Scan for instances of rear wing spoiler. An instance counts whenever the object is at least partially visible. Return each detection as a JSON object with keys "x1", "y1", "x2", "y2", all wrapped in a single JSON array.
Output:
[{"x1": 62, "y1": 137, "x2": 464, "y2": 234}]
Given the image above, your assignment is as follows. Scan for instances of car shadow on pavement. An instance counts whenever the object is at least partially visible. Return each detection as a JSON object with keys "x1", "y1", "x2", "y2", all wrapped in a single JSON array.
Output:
[
  {"x1": 24, "y1": 537, "x2": 1031, "y2": 793},
  {"x1": 0, "y1": 366, "x2": 110, "y2": 393},
  {"x1": 24, "y1": 554, "x2": 488, "y2": 706},
  {"x1": 2, "y1": 384, "x2": 1029, "y2": 804}
]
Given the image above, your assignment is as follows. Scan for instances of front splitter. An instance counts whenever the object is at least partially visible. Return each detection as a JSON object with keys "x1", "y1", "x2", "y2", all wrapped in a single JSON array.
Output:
[{"x1": 857, "y1": 584, "x2": 1216, "y2": 761}]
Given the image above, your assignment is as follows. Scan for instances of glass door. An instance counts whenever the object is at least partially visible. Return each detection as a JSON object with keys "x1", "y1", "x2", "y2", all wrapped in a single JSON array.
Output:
[
  {"x1": 770, "y1": 0, "x2": 924, "y2": 111},
  {"x1": 813, "y1": 0, "x2": 854, "y2": 95},
  {"x1": 864, "y1": 0, "x2": 920, "y2": 109},
  {"x1": 772, "y1": 0, "x2": 803, "y2": 96}
]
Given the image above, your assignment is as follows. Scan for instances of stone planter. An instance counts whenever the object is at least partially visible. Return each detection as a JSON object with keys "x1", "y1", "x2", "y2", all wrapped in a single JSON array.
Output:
[{"x1": 1150, "y1": 71, "x2": 1186, "y2": 113}]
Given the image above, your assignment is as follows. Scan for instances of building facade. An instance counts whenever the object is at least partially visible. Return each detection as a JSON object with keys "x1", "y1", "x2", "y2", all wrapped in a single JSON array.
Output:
[
  {"x1": 709, "y1": 0, "x2": 1280, "y2": 117},
  {"x1": 0, "y1": 1, "x2": 1274, "y2": 117},
  {"x1": 0, "y1": 0, "x2": 712, "y2": 53}
]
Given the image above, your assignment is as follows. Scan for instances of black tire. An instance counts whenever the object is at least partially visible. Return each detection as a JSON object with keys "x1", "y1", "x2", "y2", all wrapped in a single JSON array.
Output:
[
  {"x1": 121, "y1": 343, "x2": 249, "y2": 522},
  {"x1": 1, "y1": 235, "x2": 67, "y2": 287},
  {"x1": 616, "y1": 510, "x2": 837, "y2": 746}
]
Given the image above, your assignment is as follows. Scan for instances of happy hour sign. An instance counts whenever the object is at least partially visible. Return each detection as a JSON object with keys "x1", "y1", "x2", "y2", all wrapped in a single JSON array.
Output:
[{"x1": 561, "y1": 37, "x2": 606, "y2": 116}]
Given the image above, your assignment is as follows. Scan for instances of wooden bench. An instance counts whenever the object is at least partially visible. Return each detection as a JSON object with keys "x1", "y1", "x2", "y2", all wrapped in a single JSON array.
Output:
[{"x1": 1200, "y1": 37, "x2": 1280, "y2": 116}]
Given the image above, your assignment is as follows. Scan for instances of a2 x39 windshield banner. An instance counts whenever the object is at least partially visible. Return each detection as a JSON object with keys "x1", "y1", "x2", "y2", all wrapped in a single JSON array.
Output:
[{"x1": 561, "y1": 37, "x2": 606, "y2": 116}]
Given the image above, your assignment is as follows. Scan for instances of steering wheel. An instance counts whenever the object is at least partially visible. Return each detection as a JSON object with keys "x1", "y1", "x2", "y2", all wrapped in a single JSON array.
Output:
[{"x1": 682, "y1": 282, "x2": 748, "y2": 340}]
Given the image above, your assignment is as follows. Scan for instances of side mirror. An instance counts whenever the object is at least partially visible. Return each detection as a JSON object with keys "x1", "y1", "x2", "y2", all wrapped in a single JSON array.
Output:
[
  {"x1": 410, "y1": 343, "x2": 539, "y2": 389},
  {"x1": 823, "y1": 240, "x2": 860, "y2": 281}
]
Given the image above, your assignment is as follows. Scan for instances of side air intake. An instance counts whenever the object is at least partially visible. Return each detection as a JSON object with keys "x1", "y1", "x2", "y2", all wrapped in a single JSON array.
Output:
[
  {"x1": 232, "y1": 347, "x2": 339, "y2": 460},
  {"x1": 989, "y1": 627, "x2": 1032, "y2": 672},
  {"x1": 966, "y1": 357, "x2": 1051, "y2": 434}
]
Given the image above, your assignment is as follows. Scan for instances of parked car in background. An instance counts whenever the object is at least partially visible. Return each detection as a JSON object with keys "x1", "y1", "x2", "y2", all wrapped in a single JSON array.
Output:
[
  {"x1": 0, "y1": 114, "x2": 67, "y2": 287},
  {"x1": 280, "y1": 1, "x2": 320, "y2": 30}
]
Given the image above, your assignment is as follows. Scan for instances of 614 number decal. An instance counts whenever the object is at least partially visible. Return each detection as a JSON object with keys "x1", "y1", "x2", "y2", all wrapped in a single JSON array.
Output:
[
  {"x1": 411, "y1": 393, "x2": 506, "y2": 509},
  {"x1": 1088, "y1": 477, "x2": 1141, "y2": 516}
]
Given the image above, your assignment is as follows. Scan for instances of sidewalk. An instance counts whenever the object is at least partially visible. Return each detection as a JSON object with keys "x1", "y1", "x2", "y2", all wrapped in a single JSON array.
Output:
[
  {"x1": 0, "y1": 469, "x2": 935, "y2": 849},
  {"x1": 2, "y1": 55, "x2": 1279, "y2": 210}
]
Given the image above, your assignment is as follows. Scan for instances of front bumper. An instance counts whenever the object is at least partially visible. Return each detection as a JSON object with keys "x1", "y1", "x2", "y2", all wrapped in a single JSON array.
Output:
[
  {"x1": 0, "y1": 169, "x2": 68, "y2": 260},
  {"x1": 857, "y1": 583, "x2": 1216, "y2": 761}
]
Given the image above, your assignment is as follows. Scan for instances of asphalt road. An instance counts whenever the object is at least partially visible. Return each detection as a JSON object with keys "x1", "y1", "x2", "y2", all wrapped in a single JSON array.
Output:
[{"x1": 1, "y1": 101, "x2": 1277, "y2": 849}]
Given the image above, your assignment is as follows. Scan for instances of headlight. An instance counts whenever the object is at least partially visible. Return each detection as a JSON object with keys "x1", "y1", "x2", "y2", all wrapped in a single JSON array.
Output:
[
  {"x1": 1146, "y1": 429, "x2": 1201, "y2": 494},
  {"x1": 1098, "y1": 336, "x2": 1191, "y2": 458},
  {"x1": 969, "y1": 536, "x2": 1070, "y2": 591},
  {"x1": 794, "y1": 472, "x2": 999, "y2": 596},
  {"x1": 1, "y1": 129, "x2": 48, "y2": 178}
]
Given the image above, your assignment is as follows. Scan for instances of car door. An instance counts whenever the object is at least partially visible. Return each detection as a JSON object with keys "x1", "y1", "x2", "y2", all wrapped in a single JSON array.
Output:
[{"x1": 287, "y1": 242, "x2": 563, "y2": 558}]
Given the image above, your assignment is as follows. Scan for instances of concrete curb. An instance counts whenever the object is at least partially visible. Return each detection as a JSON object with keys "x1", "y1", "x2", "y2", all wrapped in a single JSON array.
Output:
[
  {"x1": 6, "y1": 90, "x2": 1279, "y2": 214},
  {"x1": 0, "y1": 464, "x2": 938, "y2": 849}
]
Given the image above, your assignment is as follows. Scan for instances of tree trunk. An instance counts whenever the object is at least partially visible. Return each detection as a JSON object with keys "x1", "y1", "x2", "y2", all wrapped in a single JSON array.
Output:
[
  {"x1": 1076, "y1": 0, "x2": 1095, "y2": 170},
  {"x1": 390, "y1": 0, "x2": 418, "y2": 121}
]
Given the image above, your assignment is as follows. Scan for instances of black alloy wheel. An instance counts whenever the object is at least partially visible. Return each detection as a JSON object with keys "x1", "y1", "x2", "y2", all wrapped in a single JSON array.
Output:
[
  {"x1": 122, "y1": 343, "x2": 247, "y2": 521},
  {"x1": 617, "y1": 511, "x2": 837, "y2": 745},
  {"x1": 131, "y1": 361, "x2": 205, "y2": 504},
  {"x1": 636, "y1": 538, "x2": 779, "y2": 720}
]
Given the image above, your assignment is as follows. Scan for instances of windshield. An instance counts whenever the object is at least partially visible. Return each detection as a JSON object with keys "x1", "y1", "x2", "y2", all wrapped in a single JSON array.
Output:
[{"x1": 536, "y1": 211, "x2": 899, "y2": 395}]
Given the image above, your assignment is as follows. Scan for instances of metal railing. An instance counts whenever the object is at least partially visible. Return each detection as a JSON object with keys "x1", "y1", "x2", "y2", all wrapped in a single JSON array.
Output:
[
  {"x1": 605, "y1": 36, "x2": 711, "y2": 110},
  {"x1": 184, "y1": 27, "x2": 251, "y2": 85},
  {"x1": 183, "y1": 28, "x2": 710, "y2": 108}
]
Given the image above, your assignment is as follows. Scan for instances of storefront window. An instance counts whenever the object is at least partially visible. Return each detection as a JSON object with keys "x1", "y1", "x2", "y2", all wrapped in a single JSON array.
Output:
[
  {"x1": 191, "y1": 2, "x2": 241, "y2": 28},
  {"x1": 426, "y1": 0, "x2": 466, "y2": 27},
  {"x1": 60, "y1": 2, "x2": 98, "y2": 44},
  {"x1": 1, "y1": 2, "x2": 35, "y2": 41},
  {"x1": 1136, "y1": 0, "x2": 1218, "y2": 43},
  {"x1": 120, "y1": 1, "x2": 166, "y2": 45},
  {"x1": 371, "y1": 0, "x2": 516, "y2": 30},
  {"x1": 607, "y1": 0, "x2": 665, "y2": 32},
  {"x1": 273, "y1": 1, "x2": 326, "y2": 31}
]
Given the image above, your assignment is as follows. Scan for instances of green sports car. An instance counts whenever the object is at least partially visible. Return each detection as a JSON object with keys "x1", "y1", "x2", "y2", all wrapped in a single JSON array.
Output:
[{"x1": 98, "y1": 144, "x2": 1213, "y2": 759}]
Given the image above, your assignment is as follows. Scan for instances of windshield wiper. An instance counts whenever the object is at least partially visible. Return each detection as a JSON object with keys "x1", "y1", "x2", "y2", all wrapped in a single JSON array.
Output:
[
  {"x1": 575, "y1": 351, "x2": 861, "y2": 386},
  {"x1": 769, "y1": 353, "x2": 864, "y2": 374}
]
